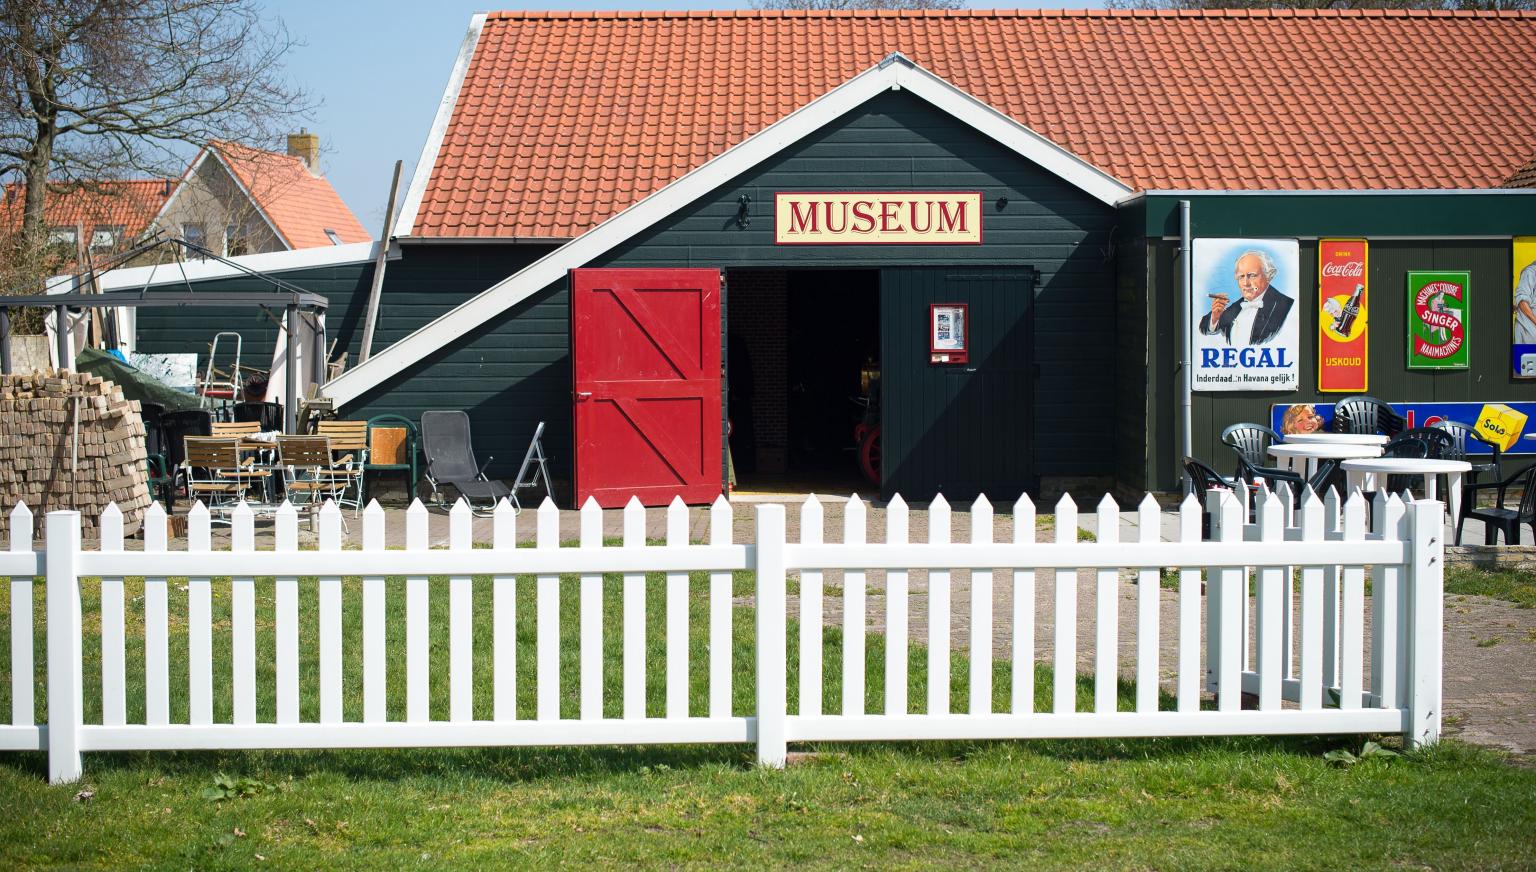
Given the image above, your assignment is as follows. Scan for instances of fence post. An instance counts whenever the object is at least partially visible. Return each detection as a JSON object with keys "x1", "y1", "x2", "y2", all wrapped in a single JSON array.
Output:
[
  {"x1": 45, "y1": 511, "x2": 83, "y2": 784},
  {"x1": 1404, "y1": 498, "x2": 1443, "y2": 749},
  {"x1": 754, "y1": 503, "x2": 788, "y2": 768}
]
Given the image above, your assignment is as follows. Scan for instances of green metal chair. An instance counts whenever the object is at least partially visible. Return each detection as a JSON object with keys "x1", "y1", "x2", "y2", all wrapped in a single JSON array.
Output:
[{"x1": 365, "y1": 415, "x2": 420, "y2": 501}]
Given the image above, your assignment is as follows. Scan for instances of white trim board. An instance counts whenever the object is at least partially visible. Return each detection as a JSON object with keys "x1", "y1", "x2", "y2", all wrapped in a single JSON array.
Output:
[
  {"x1": 51, "y1": 241, "x2": 379, "y2": 293},
  {"x1": 392, "y1": 12, "x2": 487, "y2": 240},
  {"x1": 325, "y1": 53, "x2": 1135, "y2": 407}
]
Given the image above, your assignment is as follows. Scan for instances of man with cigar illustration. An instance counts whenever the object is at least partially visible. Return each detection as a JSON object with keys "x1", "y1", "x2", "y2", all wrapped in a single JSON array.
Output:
[{"x1": 1200, "y1": 249, "x2": 1294, "y2": 346}]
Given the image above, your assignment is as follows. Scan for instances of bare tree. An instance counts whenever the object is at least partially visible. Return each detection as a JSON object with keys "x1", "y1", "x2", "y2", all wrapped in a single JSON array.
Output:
[
  {"x1": 752, "y1": 0, "x2": 966, "y2": 10},
  {"x1": 1105, "y1": 0, "x2": 1531, "y2": 9},
  {"x1": 0, "y1": 0, "x2": 312, "y2": 288}
]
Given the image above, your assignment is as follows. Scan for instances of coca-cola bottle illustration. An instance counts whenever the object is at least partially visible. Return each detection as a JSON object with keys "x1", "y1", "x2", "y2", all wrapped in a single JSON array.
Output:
[{"x1": 1333, "y1": 283, "x2": 1364, "y2": 336}]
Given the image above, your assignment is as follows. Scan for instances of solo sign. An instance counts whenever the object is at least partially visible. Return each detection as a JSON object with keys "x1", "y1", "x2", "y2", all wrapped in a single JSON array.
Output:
[
  {"x1": 1407, "y1": 271, "x2": 1469, "y2": 370},
  {"x1": 1318, "y1": 239, "x2": 1368, "y2": 392},
  {"x1": 775, "y1": 192, "x2": 982, "y2": 244}
]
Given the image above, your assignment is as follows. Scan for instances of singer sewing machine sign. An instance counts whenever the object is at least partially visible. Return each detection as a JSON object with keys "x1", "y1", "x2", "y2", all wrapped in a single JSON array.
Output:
[
  {"x1": 1318, "y1": 239, "x2": 1368, "y2": 392},
  {"x1": 1190, "y1": 237, "x2": 1300, "y2": 391},
  {"x1": 1407, "y1": 271, "x2": 1470, "y2": 370}
]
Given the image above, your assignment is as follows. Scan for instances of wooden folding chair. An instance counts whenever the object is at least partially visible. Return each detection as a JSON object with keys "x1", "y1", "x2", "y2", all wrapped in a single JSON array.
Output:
[
  {"x1": 182, "y1": 436, "x2": 267, "y2": 521},
  {"x1": 317, "y1": 420, "x2": 369, "y2": 513}
]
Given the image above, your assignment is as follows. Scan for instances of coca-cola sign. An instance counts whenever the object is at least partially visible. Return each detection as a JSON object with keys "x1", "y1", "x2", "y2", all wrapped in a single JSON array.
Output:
[
  {"x1": 1318, "y1": 240, "x2": 1368, "y2": 392},
  {"x1": 1407, "y1": 271, "x2": 1470, "y2": 370}
]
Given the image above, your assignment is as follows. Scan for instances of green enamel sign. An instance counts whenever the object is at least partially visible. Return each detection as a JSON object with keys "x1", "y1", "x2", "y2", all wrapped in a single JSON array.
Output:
[{"x1": 1407, "y1": 271, "x2": 1469, "y2": 370}]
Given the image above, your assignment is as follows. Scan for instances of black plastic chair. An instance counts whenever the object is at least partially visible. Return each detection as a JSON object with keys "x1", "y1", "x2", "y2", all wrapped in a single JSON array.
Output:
[
  {"x1": 1237, "y1": 455, "x2": 1341, "y2": 506},
  {"x1": 1457, "y1": 463, "x2": 1536, "y2": 545},
  {"x1": 1220, "y1": 422, "x2": 1281, "y2": 479},
  {"x1": 161, "y1": 409, "x2": 212, "y2": 473},
  {"x1": 1185, "y1": 457, "x2": 1245, "y2": 537},
  {"x1": 1375, "y1": 436, "x2": 1430, "y2": 496},
  {"x1": 1435, "y1": 419, "x2": 1502, "y2": 484},
  {"x1": 1331, "y1": 395, "x2": 1405, "y2": 437},
  {"x1": 139, "y1": 402, "x2": 175, "y2": 511},
  {"x1": 422, "y1": 410, "x2": 512, "y2": 513},
  {"x1": 233, "y1": 401, "x2": 284, "y2": 432}
]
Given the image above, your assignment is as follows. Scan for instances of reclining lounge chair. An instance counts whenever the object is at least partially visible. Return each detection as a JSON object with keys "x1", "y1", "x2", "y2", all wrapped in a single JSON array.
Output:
[{"x1": 422, "y1": 410, "x2": 512, "y2": 512}]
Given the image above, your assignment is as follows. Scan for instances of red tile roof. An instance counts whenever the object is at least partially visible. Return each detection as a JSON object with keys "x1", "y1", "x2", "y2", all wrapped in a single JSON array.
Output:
[
  {"x1": 412, "y1": 8, "x2": 1536, "y2": 239},
  {"x1": 210, "y1": 141, "x2": 372, "y2": 248},
  {"x1": 1506, "y1": 156, "x2": 1536, "y2": 188},
  {"x1": 0, "y1": 180, "x2": 172, "y2": 240}
]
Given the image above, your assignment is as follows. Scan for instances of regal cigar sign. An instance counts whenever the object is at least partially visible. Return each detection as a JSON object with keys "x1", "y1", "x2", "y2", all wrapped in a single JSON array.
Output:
[{"x1": 775, "y1": 192, "x2": 983, "y2": 244}]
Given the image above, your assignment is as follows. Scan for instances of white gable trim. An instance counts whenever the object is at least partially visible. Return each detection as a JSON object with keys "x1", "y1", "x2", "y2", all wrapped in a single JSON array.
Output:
[
  {"x1": 392, "y1": 12, "x2": 487, "y2": 240},
  {"x1": 203, "y1": 147, "x2": 293, "y2": 249},
  {"x1": 325, "y1": 53, "x2": 1133, "y2": 407},
  {"x1": 66, "y1": 241, "x2": 379, "y2": 293},
  {"x1": 144, "y1": 147, "x2": 210, "y2": 234}
]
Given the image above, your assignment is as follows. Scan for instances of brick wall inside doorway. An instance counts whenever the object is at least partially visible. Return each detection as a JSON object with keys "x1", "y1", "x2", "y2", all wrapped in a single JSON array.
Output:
[{"x1": 726, "y1": 269, "x2": 787, "y2": 474}]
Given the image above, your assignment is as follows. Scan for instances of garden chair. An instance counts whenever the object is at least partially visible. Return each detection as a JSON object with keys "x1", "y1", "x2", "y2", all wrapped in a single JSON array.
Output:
[
  {"x1": 1184, "y1": 457, "x2": 1246, "y2": 537},
  {"x1": 365, "y1": 414, "x2": 420, "y2": 501},
  {"x1": 1236, "y1": 455, "x2": 1340, "y2": 507},
  {"x1": 140, "y1": 401, "x2": 175, "y2": 511},
  {"x1": 276, "y1": 435, "x2": 349, "y2": 530},
  {"x1": 1331, "y1": 395, "x2": 1405, "y2": 437},
  {"x1": 232, "y1": 401, "x2": 284, "y2": 431},
  {"x1": 181, "y1": 436, "x2": 266, "y2": 522},
  {"x1": 317, "y1": 419, "x2": 369, "y2": 513},
  {"x1": 1436, "y1": 418, "x2": 1502, "y2": 489},
  {"x1": 1456, "y1": 463, "x2": 1536, "y2": 545},
  {"x1": 1220, "y1": 422, "x2": 1280, "y2": 480},
  {"x1": 422, "y1": 410, "x2": 511, "y2": 513}
]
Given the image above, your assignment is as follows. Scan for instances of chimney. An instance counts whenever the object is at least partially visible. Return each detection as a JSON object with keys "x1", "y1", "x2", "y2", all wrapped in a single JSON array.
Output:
[{"x1": 287, "y1": 128, "x2": 321, "y2": 175}]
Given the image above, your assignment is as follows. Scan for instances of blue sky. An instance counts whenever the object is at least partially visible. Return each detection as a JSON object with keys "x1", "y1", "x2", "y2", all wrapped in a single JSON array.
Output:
[{"x1": 262, "y1": 1, "x2": 1103, "y2": 230}]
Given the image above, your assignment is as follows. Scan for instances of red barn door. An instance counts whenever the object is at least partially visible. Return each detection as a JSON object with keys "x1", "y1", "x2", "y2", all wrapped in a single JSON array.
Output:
[{"x1": 571, "y1": 268, "x2": 724, "y2": 507}]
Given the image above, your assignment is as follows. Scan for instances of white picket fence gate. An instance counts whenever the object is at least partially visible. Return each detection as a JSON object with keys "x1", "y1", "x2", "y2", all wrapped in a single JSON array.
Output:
[{"x1": 0, "y1": 485, "x2": 1442, "y2": 784}]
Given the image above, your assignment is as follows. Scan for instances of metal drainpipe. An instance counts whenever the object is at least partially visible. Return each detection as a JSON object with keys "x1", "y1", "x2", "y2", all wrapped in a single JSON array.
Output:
[{"x1": 1179, "y1": 200, "x2": 1194, "y2": 494}]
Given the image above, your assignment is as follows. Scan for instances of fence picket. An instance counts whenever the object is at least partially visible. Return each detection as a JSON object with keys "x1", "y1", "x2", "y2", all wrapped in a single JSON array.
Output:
[
  {"x1": 274, "y1": 503, "x2": 299, "y2": 725},
  {"x1": 1053, "y1": 494, "x2": 1077, "y2": 715},
  {"x1": 1215, "y1": 492, "x2": 1244, "y2": 712},
  {"x1": 231, "y1": 502, "x2": 256, "y2": 725},
  {"x1": 99, "y1": 504, "x2": 125, "y2": 726},
  {"x1": 577, "y1": 500, "x2": 599, "y2": 718},
  {"x1": 708, "y1": 496, "x2": 733, "y2": 718},
  {"x1": 1135, "y1": 494, "x2": 1160, "y2": 713},
  {"x1": 405, "y1": 500, "x2": 430, "y2": 723},
  {"x1": 363, "y1": 501, "x2": 388, "y2": 724},
  {"x1": 970, "y1": 496, "x2": 994, "y2": 715},
  {"x1": 1256, "y1": 491, "x2": 1285, "y2": 711},
  {"x1": 623, "y1": 498, "x2": 646, "y2": 720},
  {"x1": 1322, "y1": 487, "x2": 1342, "y2": 692},
  {"x1": 1372, "y1": 494, "x2": 1407, "y2": 711},
  {"x1": 577, "y1": 499, "x2": 600, "y2": 721},
  {"x1": 1176, "y1": 495, "x2": 1201, "y2": 712},
  {"x1": 536, "y1": 499, "x2": 560, "y2": 721},
  {"x1": 844, "y1": 496, "x2": 868, "y2": 717},
  {"x1": 799, "y1": 495, "x2": 824, "y2": 718},
  {"x1": 1340, "y1": 492, "x2": 1368, "y2": 710},
  {"x1": 666, "y1": 497, "x2": 690, "y2": 719},
  {"x1": 451, "y1": 500, "x2": 475, "y2": 722},
  {"x1": 885, "y1": 496, "x2": 909, "y2": 716},
  {"x1": 1012, "y1": 494, "x2": 1035, "y2": 715},
  {"x1": 9, "y1": 504, "x2": 33, "y2": 727},
  {"x1": 1298, "y1": 490, "x2": 1325, "y2": 710},
  {"x1": 927, "y1": 495, "x2": 951, "y2": 716},
  {"x1": 187, "y1": 503, "x2": 213, "y2": 725},
  {"x1": 142, "y1": 503, "x2": 169, "y2": 726},
  {"x1": 318, "y1": 502, "x2": 344, "y2": 724},
  {"x1": 1094, "y1": 495, "x2": 1119, "y2": 714}
]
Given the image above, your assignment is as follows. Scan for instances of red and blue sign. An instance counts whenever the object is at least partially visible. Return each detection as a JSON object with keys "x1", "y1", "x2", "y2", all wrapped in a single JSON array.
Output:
[{"x1": 1270, "y1": 401, "x2": 1536, "y2": 455}]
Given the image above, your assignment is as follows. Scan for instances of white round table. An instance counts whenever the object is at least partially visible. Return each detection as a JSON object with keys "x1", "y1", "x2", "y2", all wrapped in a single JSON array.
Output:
[
  {"x1": 1268, "y1": 443, "x2": 1383, "y2": 481},
  {"x1": 1340, "y1": 458, "x2": 1471, "y2": 522},
  {"x1": 1281, "y1": 433, "x2": 1391, "y2": 446}
]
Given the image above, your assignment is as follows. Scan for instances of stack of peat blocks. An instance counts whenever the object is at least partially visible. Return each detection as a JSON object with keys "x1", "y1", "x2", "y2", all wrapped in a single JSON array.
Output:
[{"x1": 0, "y1": 369, "x2": 150, "y2": 536}]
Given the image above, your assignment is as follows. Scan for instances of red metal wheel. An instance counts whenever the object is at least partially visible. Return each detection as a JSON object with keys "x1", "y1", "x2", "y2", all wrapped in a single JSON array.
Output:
[{"x1": 858, "y1": 425, "x2": 881, "y2": 485}]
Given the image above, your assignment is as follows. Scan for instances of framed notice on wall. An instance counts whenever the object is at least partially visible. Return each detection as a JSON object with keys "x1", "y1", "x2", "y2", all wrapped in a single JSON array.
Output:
[
  {"x1": 930, "y1": 303, "x2": 968, "y2": 364},
  {"x1": 1318, "y1": 239, "x2": 1368, "y2": 392},
  {"x1": 1407, "y1": 271, "x2": 1469, "y2": 370},
  {"x1": 1513, "y1": 237, "x2": 1536, "y2": 378}
]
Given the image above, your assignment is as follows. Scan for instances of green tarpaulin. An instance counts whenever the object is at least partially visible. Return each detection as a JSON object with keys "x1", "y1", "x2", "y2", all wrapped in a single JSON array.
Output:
[{"x1": 75, "y1": 348, "x2": 203, "y2": 412}]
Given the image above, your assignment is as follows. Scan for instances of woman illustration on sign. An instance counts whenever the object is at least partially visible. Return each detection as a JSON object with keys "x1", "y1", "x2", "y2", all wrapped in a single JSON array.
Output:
[{"x1": 1515, "y1": 258, "x2": 1536, "y2": 345}]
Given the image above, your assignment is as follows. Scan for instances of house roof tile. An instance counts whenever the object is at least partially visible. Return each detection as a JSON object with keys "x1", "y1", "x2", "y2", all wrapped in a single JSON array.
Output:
[
  {"x1": 0, "y1": 180, "x2": 172, "y2": 240},
  {"x1": 211, "y1": 141, "x2": 372, "y2": 249},
  {"x1": 411, "y1": 8, "x2": 1536, "y2": 238}
]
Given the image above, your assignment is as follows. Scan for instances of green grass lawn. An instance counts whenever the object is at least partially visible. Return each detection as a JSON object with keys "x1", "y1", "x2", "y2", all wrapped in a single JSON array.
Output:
[
  {"x1": 1445, "y1": 565, "x2": 1536, "y2": 608},
  {"x1": 1, "y1": 569, "x2": 1534, "y2": 869}
]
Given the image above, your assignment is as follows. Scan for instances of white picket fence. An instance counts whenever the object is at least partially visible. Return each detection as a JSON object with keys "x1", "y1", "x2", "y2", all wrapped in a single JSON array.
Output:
[{"x1": 0, "y1": 485, "x2": 1442, "y2": 784}]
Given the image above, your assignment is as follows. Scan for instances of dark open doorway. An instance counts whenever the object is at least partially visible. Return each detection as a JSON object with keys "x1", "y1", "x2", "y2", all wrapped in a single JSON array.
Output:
[{"x1": 726, "y1": 268, "x2": 880, "y2": 494}]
